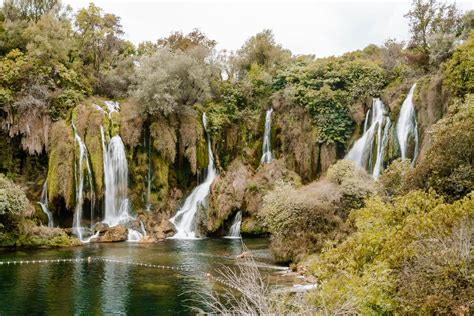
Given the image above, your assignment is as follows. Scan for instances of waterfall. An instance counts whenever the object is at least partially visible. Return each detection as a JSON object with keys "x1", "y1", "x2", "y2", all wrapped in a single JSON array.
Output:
[
  {"x1": 72, "y1": 124, "x2": 95, "y2": 242},
  {"x1": 260, "y1": 108, "x2": 273, "y2": 164},
  {"x1": 127, "y1": 229, "x2": 143, "y2": 242},
  {"x1": 169, "y1": 113, "x2": 217, "y2": 239},
  {"x1": 345, "y1": 98, "x2": 391, "y2": 179},
  {"x1": 101, "y1": 127, "x2": 132, "y2": 227},
  {"x1": 396, "y1": 83, "x2": 419, "y2": 164},
  {"x1": 225, "y1": 211, "x2": 242, "y2": 239},
  {"x1": 37, "y1": 180, "x2": 53, "y2": 228}
]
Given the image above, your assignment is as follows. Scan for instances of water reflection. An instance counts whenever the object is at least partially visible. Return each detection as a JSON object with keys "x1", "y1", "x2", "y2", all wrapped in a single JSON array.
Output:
[{"x1": 0, "y1": 238, "x2": 282, "y2": 315}]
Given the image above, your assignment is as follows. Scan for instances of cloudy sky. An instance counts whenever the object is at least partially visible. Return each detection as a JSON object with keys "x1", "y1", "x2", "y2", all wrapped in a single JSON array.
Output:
[{"x1": 62, "y1": 0, "x2": 472, "y2": 57}]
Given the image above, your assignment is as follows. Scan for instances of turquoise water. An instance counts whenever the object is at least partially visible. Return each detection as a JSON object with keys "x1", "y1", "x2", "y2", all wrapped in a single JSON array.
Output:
[{"x1": 0, "y1": 238, "x2": 290, "y2": 315}]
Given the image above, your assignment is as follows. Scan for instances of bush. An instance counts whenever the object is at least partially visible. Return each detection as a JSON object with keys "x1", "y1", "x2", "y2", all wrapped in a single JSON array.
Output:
[
  {"x1": 0, "y1": 173, "x2": 29, "y2": 216},
  {"x1": 260, "y1": 181, "x2": 345, "y2": 262},
  {"x1": 307, "y1": 190, "x2": 474, "y2": 315},
  {"x1": 412, "y1": 98, "x2": 474, "y2": 200},
  {"x1": 379, "y1": 158, "x2": 414, "y2": 196},
  {"x1": 327, "y1": 160, "x2": 380, "y2": 213},
  {"x1": 444, "y1": 31, "x2": 474, "y2": 98}
]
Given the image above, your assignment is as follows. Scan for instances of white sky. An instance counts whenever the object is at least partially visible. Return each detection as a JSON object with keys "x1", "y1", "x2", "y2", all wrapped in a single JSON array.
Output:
[{"x1": 11, "y1": 0, "x2": 474, "y2": 57}]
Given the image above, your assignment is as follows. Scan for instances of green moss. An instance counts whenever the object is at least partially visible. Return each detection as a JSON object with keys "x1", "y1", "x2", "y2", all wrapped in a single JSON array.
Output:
[
  {"x1": 196, "y1": 134, "x2": 209, "y2": 170},
  {"x1": 110, "y1": 111, "x2": 121, "y2": 136},
  {"x1": 47, "y1": 120, "x2": 75, "y2": 210}
]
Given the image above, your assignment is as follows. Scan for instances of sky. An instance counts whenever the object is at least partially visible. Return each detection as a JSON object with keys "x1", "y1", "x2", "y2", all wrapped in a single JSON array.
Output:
[{"x1": 15, "y1": 0, "x2": 474, "y2": 57}]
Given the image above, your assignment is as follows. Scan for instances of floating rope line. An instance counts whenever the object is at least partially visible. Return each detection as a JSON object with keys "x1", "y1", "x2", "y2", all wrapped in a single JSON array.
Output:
[{"x1": 0, "y1": 257, "x2": 239, "y2": 291}]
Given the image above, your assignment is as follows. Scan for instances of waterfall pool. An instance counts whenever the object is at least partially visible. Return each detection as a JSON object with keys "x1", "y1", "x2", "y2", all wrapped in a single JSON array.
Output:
[{"x1": 0, "y1": 238, "x2": 299, "y2": 314}]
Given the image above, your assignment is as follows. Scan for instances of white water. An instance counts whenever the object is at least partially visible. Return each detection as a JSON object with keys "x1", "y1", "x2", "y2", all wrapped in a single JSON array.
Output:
[
  {"x1": 260, "y1": 108, "x2": 273, "y2": 164},
  {"x1": 127, "y1": 229, "x2": 144, "y2": 242},
  {"x1": 72, "y1": 124, "x2": 95, "y2": 242},
  {"x1": 346, "y1": 98, "x2": 391, "y2": 179},
  {"x1": 169, "y1": 113, "x2": 217, "y2": 239},
  {"x1": 38, "y1": 180, "x2": 53, "y2": 228},
  {"x1": 224, "y1": 211, "x2": 242, "y2": 239},
  {"x1": 101, "y1": 127, "x2": 132, "y2": 227},
  {"x1": 104, "y1": 100, "x2": 120, "y2": 118},
  {"x1": 396, "y1": 83, "x2": 419, "y2": 164}
]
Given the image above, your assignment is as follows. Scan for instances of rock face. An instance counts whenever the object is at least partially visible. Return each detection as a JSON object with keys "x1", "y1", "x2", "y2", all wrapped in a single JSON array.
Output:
[
  {"x1": 91, "y1": 224, "x2": 128, "y2": 243},
  {"x1": 207, "y1": 159, "x2": 301, "y2": 235}
]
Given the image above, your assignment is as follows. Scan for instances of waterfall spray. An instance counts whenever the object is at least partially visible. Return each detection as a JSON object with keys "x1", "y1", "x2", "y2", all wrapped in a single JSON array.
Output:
[
  {"x1": 261, "y1": 108, "x2": 274, "y2": 164},
  {"x1": 224, "y1": 211, "x2": 242, "y2": 239},
  {"x1": 72, "y1": 124, "x2": 95, "y2": 242},
  {"x1": 169, "y1": 113, "x2": 217, "y2": 239},
  {"x1": 396, "y1": 83, "x2": 419, "y2": 165},
  {"x1": 100, "y1": 127, "x2": 132, "y2": 227},
  {"x1": 346, "y1": 98, "x2": 391, "y2": 179},
  {"x1": 38, "y1": 180, "x2": 53, "y2": 228}
]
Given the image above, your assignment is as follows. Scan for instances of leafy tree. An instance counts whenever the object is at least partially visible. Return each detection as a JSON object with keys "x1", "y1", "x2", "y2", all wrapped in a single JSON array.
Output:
[
  {"x1": 132, "y1": 46, "x2": 214, "y2": 116},
  {"x1": 2, "y1": 0, "x2": 67, "y2": 22},
  {"x1": 23, "y1": 13, "x2": 72, "y2": 63},
  {"x1": 74, "y1": 3, "x2": 126, "y2": 87},
  {"x1": 157, "y1": 28, "x2": 216, "y2": 52},
  {"x1": 234, "y1": 29, "x2": 291, "y2": 77}
]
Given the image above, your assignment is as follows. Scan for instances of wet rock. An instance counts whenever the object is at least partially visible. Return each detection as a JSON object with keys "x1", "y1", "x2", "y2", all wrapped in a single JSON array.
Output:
[{"x1": 91, "y1": 224, "x2": 128, "y2": 243}]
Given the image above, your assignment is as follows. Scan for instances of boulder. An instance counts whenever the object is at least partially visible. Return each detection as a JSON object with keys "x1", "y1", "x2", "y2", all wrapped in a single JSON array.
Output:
[{"x1": 91, "y1": 224, "x2": 128, "y2": 243}]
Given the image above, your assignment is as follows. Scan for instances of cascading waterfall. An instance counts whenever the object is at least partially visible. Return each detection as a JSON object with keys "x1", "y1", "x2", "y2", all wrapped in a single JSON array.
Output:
[
  {"x1": 72, "y1": 124, "x2": 95, "y2": 242},
  {"x1": 260, "y1": 108, "x2": 273, "y2": 164},
  {"x1": 169, "y1": 113, "x2": 217, "y2": 239},
  {"x1": 38, "y1": 180, "x2": 53, "y2": 228},
  {"x1": 101, "y1": 126, "x2": 132, "y2": 227},
  {"x1": 224, "y1": 211, "x2": 242, "y2": 239},
  {"x1": 345, "y1": 98, "x2": 391, "y2": 179},
  {"x1": 396, "y1": 83, "x2": 419, "y2": 164}
]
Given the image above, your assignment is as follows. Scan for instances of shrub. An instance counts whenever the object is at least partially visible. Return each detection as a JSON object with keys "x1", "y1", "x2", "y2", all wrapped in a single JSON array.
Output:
[
  {"x1": 412, "y1": 99, "x2": 474, "y2": 200},
  {"x1": 307, "y1": 190, "x2": 474, "y2": 315},
  {"x1": 379, "y1": 158, "x2": 414, "y2": 196},
  {"x1": 260, "y1": 180, "x2": 345, "y2": 262},
  {"x1": 0, "y1": 173, "x2": 29, "y2": 216},
  {"x1": 327, "y1": 160, "x2": 380, "y2": 213}
]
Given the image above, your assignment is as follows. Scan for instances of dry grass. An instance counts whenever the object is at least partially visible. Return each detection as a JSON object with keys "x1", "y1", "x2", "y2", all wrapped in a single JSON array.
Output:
[{"x1": 189, "y1": 242, "x2": 315, "y2": 315}]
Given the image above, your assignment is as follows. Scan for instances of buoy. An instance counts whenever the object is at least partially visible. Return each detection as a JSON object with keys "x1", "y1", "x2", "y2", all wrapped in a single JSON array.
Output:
[{"x1": 87, "y1": 256, "x2": 92, "y2": 264}]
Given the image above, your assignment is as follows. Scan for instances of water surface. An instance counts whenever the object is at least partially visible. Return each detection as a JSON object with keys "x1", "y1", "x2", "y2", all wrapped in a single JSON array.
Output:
[{"x1": 0, "y1": 238, "x2": 291, "y2": 315}]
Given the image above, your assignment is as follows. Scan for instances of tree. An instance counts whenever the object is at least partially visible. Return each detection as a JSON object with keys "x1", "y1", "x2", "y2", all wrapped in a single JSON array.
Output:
[
  {"x1": 157, "y1": 28, "x2": 216, "y2": 52},
  {"x1": 234, "y1": 29, "x2": 291, "y2": 77},
  {"x1": 405, "y1": 0, "x2": 463, "y2": 65},
  {"x1": 132, "y1": 46, "x2": 214, "y2": 116},
  {"x1": 2, "y1": 0, "x2": 67, "y2": 22},
  {"x1": 23, "y1": 13, "x2": 72, "y2": 63},
  {"x1": 74, "y1": 3, "x2": 126, "y2": 87}
]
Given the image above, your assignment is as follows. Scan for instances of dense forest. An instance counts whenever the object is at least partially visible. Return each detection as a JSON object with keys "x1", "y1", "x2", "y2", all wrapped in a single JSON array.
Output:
[{"x1": 0, "y1": 0, "x2": 473, "y2": 314}]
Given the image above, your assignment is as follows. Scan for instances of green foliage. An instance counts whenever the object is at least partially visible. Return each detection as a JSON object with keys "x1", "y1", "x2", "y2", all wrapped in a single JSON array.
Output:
[
  {"x1": 444, "y1": 31, "x2": 474, "y2": 98},
  {"x1": 234, "y1": 29, "x2": 291, "y2": 76},
  {"x1": 260, "y1": 181, "x2": 345, "y2": 262},
  {"x1": 132, "y1": 46, "x2": 214, "y2": 116},
  {"x1": 412, "y1": 98, "x2": 474, "y2": 200},
  {"x1": 274, "y1": 58, "x2": 386, "y2": 143},
  {"x1": 0, "y1": 173, "x2": 29, "y2": 216},
  {"x1": 379, "y1": 158, "x2": 414, "y2": 197},
  {"x1": 307, "y1": 190, "x2": 474, "y2": 314},
  {"x1": 326, "y1": 160, "x2": 380, "y2": 212},
  {"x1": 405, "y1": 0, "x2": 464, "y2": 66}
]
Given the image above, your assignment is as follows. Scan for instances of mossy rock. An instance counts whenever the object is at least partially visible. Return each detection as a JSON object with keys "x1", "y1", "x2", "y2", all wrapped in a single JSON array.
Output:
[{"x1": 47, "y1": 120, "x2": 75, "y2": 211}]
